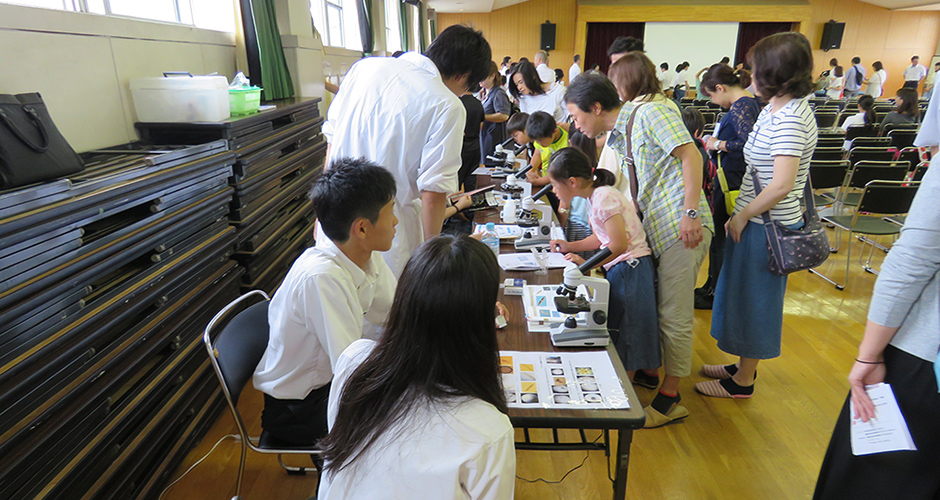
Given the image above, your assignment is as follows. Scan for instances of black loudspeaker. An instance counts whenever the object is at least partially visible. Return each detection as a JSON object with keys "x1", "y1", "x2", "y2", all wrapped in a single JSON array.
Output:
[
  {"x1": 820, "y1": 20, "x2": 845, "y2": 51},
  {"x1": 541, "y1": 21, "x2": 556, "y2": 51}
]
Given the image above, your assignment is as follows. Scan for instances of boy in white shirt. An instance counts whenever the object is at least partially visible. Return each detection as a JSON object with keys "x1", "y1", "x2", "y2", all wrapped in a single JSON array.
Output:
[{"x1": 253, "y1": 158, "x2": 398, "y2": 447}]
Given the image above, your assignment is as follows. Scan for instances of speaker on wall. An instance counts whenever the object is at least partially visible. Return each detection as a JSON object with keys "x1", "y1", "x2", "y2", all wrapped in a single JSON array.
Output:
[
  {"x1": 541, "y1": 21, "x2": 556, "y2": 51},
  {"x1": 820, "y1": 20, "x2": 845, "y2": 51}
]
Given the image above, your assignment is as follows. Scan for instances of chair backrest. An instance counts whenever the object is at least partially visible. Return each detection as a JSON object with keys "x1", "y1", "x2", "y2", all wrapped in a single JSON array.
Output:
[
  {"x1": 204, "y1": 291, "x2": 271, "y2": 407},
  {"x1": 701, "y1": 112, "x2": 717, "y2": 124},
  {"x1": 856, "y1": 180, "x2": 920, "y2": 215},
  {"x1": 887, "y1": 129, "x2": 917, "y2": 149},
  {"x1": 873, "y1": 105, "x2": 895, "y2": 116},
  {"x1": 851, "y1": 137, "x2": 892, "y2": 148},
  {"x1": 912, "y1": 162, "x2": 929, "y2": 182},
  {"x1": 836, "y1": 112, "x2": 853, "y2": 127},
  {"x1": 813, "y1": 147, "x2": 845, "y2": 161},
  {"x1": 810, "y1": 160, "x2": 851, "y2": 190},
  {"x1": 816, "y1": 137, "x2": 843, "y2": 149},
  {"x1": 896, "y1": 147, "x2": 921, "y2": 169},
  {"x1": 815, "y1": 112, "x2": 838, "y2": 128},
  {"x1": 846, "y1": 161, "x2": 910, "y2": 188},
  {"x1": 848, "y1": 147, "x2": 897, "y2": 165},
  {"x1": 845, "y1": 125, "x2": 877, "y2": 140}
]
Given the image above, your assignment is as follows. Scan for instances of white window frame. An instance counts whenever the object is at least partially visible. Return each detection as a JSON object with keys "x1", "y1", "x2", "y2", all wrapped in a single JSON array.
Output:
[
  {"x1": 311, "y1": 0, "x2": 362, "y2": 52},
  {"x1": 384, "y1": 0, "x2": 400, "y2": 54},
  {"x1": 0, "y1": 0, "x2": 235, "y2": 32}
]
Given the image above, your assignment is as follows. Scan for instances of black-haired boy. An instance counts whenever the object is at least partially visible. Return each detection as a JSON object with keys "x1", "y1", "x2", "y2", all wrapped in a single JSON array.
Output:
[
  {"x1": 253, "y1": 157, "x2": 398, "y2": 447},
  {"x1": 525, "y1": 111, "x2": 569, "y2": 187}
]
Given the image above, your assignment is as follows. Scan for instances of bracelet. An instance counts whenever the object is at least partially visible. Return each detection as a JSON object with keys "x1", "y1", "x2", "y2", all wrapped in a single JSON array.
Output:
[{"x1": 855, "y1": 358, "x2": 885, "y2": 364}]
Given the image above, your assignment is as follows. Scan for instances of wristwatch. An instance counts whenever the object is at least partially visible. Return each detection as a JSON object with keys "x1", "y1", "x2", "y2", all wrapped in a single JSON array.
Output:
[{"x1": 683, "y1": 208, "x2": 699, "y2": 219}]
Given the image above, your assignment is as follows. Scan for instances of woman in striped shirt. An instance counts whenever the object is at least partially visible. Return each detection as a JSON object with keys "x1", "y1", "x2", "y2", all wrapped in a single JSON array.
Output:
[{"x1": 696, "y1": 32, "x2": 818, "y2": 399}]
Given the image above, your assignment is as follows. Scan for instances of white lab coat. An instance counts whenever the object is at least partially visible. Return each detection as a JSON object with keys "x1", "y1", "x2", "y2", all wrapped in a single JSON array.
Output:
[{"x1": 323, "y1": 52, "x2": 464, "y2": 275}]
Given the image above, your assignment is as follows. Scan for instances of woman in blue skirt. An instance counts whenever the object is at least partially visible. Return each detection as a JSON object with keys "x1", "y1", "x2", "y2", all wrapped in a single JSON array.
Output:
[{"x1": 695, "y1": 32, "x2": 818, "y2": 399}]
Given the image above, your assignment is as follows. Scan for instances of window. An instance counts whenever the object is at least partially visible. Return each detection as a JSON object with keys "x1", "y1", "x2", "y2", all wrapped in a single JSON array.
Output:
[
  {"x1": 385, "y1": 0, "x2": 400, "y2": 54},
  {"x1": 311, "y1": 0, "x2": 361, "y2": 52},
  {"x1": 0, "y1": 0, "x2": 236, "y2": 32}
]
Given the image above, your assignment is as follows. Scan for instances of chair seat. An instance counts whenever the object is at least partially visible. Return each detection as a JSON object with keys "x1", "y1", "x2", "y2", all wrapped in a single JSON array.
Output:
[
  {"x1": 822, "y1": 215, "x2": 903, "y2": 235},
  {"x1": 841, "y1": 192, "x2": 861, "y2": 207},
  {"x1": 258, "y1": 430, "x2": 320, "y2": 451},
  {"x1": 814, "y1": 193, "x2": 835, "y2": 206},
  {"x1": 883, "y1": 215, "x2": 906, "y2": 226}
]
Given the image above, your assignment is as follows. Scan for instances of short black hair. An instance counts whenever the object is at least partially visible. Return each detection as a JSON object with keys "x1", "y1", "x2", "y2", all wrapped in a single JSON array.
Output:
[
  {"x1": 852, "y1": 56, "x2": 861, "y2": 64},
  {"x1": 564, "y1": 71, "x2": 621, "y2": 112},
  {"x1": 425, "y1": 25, "x2": 492, "y2": 91},
  {"x1": 682, "y1": 107, "x2": 705, "y2": 137},
  {"x1": 574, "y1": 54, "x2": 581, "y2": 62},
  {"x1": 502, "y1": 56, "x2": 511, "y2": 64},
  {"x1": 607, "y1": 36, "x2": 644, "y2": 57},
  {"x1": 719, "y1": 56, "x2": 730, "y2": 64},
  {"x1": 660, "y1": 62, "x2": 669, "y2": 70},
  {"x1": 391, "y1": 50, "x2": 404, "y2": 58},
  {"x1": 525, "y1": 111, "x2": 556, "y2": 140},
  {"x1": 554, "y1": 68, "x2": 564, "y2": 83},
  {"x1": 310, "y1": 158, "x2": 397, "y2": 243},
  {"x1": 507, "y1": 112, "x2": 530, "y2": 134}
]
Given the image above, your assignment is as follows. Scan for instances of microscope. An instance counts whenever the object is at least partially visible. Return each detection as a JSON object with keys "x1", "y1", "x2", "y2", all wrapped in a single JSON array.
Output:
[
  {"x1": 550, "y1": 248, "x2": 612, "y2": 347},
  {"x1": 513, "y1": 184, "x2": 554, "y2": 250},
  {"x1": 500, "y1": 164, "x2": 532, "y2": 198},
  {"x1": 485, "y1": 137, "x2": 527, "y2": 176}
]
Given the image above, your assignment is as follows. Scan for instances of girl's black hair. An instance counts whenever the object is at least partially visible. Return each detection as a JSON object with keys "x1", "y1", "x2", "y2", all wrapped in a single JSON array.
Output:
[
  {"x1": 894, "y1": 87, "x2": 919, "y2": 118},
  {"x1": 857, "y1": 95, "x2": 877, "y2": 126},
  {"x1": 509, "y1": 60, "x2": 547, "y2": 99},
  {"x1": 319, "y1": 235, "x2": 504, "y2": 476},
  {"x1": 700, "y1": 63, "x2": 752, "y2": 97},
  {"x1": 548, "y1": 147, "x2": 615, "y2": 188}
]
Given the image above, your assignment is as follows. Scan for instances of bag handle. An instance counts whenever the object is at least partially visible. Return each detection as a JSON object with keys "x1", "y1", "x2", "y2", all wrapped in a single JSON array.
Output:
[
  {"x1": 748, "y1": 165, "x2": 818, "y2": 227},
  {"x1": 0, "y1": 105, "x2": 50, "y2": 153},
  {"x1": 623, "y1": 103, "x2": 647, "y2": 217}
]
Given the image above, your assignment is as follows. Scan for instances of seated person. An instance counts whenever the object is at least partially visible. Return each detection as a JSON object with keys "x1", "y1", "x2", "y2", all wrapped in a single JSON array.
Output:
[
  {"x1": 524, "y1": 111, "x2": 569, "y2": 187},
  {"x1": 880, "y1": 87, "x2": 921, "y2": 131},
  {"x1": 841, "y1": 95, "x2": 877, "y2": 150},
  {"x1": 253, "y1": 157, "x2": 398, "y2": 447},
  {"x1": 506, "y1": 111, "x2": 533, "y2": 155},
  {"x1": 318, "y1": 235, "x2": 515, "y2": 499}
]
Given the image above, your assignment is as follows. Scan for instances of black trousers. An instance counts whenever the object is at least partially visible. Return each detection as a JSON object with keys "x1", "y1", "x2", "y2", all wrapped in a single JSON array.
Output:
[
  {"x1": 705, "y1": 186, "x2": 730, "y2": 288},
  {"x1": 260, "y1": 382, "x2": 332, "y2": 446},
  {"x1": 813, "y1": 345, "x2": 940, "y2": 500},
  {"x1": 902, "y1": 80, "x2": 920, "y2": 90}
]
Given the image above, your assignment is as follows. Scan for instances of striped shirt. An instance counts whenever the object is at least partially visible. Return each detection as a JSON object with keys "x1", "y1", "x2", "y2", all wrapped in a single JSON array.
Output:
[
  {"x1": 738, "y1": 97, "x2": 817, "y2": 226},
  {"x1": 608, "y1": 94, "x2": 714, "y2": 257}
]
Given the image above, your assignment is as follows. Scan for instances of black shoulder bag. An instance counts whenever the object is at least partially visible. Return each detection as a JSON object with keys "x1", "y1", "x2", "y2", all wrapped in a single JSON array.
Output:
[{"x1": 0, "y1": 93, "x2": 84, "y2": 190}]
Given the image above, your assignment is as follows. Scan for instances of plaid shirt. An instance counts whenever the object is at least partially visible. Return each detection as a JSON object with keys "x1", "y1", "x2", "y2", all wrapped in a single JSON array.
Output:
[{"x1": 607, "y1": 95, "x2": 714, "y2": 257}]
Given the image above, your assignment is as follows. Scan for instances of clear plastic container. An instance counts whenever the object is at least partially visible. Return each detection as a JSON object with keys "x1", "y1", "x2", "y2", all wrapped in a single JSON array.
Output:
[
  {"x1": 482, "y1": 222, "x2": 500, "y2": 258},
  {"x1": 130, "y1": 73, "x2": 230, "y2": 122}
]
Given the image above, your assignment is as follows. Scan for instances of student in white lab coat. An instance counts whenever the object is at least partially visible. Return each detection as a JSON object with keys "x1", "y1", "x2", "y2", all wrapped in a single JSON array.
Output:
[
  {"x1": 318, "y1": 235, "x2": 515, "y2": 500},
  {"x1": 322, "y1": 25, "x2": 492, "y2": 275}
]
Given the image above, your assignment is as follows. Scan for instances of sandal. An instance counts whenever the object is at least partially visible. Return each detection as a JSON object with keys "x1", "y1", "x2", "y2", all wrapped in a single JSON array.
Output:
[
  {"x1": 699, "y1": 364, "x2": 756, "y2": 380},
  {"x1": 694, "y1": 378, "x2": 754, "y2": 399}
]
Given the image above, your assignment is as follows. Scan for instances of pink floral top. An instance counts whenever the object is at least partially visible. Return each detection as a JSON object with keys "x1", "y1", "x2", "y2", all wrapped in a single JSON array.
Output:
[{"x1": 589, "y1": 186, "x2": 651, "y2": 270}]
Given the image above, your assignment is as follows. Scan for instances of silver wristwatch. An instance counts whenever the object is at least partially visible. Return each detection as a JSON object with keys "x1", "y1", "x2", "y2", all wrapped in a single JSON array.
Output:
[{"x1": 683, "y1": 208, "x2": 699, "y2": 219}]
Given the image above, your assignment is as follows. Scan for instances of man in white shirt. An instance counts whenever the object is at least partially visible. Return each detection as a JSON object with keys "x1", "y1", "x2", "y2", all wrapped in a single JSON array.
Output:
[
  {"x1": 568, "y1": 54, "x2": 582, "y2": 84},
  {"x1": 323, "y1": 25, "x2": 491, "y2": 276},
  {"x1": 903, "y1": 55, "x2": 928, "y2": 91},
  {"x1": 253, "y1": 158, "x2": 398, "y2": 446},
  {"x1": 535, "y1": 50, "x2": 554, "y2": 84},
  {"x1": 659, "y1": 62, "x2": 675, "y2": 97}
]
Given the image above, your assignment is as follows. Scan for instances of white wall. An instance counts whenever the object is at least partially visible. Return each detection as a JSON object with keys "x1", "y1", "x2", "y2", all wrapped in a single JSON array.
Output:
[
  {"x1": 644, "y1": 22, "x2": 739, "y2": 87},
  {"x1": 0, "y1": 3, "x2": 238, "y2": 152}
]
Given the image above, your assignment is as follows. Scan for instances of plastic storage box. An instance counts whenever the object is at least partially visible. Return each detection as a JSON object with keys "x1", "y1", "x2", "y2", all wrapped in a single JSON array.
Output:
[
  {"x1": 229, "y1": 87, "x2": 262, "y2": 115},
  {"x1": 130, "y1": 73, "x2": 230, "y2": 122}
]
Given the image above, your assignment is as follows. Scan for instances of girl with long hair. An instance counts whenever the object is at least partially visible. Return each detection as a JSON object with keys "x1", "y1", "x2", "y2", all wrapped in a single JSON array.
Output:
[{"x1": 317, "y1": 235, "x2": 515, "y2": 500}]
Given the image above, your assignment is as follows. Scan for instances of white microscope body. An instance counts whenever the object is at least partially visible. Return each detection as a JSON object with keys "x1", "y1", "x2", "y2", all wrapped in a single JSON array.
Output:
[{"x1": 549, "y1": 249, "x2": 612, "y2": 347}]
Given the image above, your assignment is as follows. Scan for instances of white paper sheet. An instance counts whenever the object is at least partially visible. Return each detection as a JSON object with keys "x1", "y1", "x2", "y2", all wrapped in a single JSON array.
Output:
[
  {"x1": 497, "y1": 252, "x2": 571, "y2": 270},
  {"x1": 850, "y1": 383, "x2": 917, "y2": 456},
  {"x1": 499, "y1": 351, "x2": 630, "y2": 409},
  {"x1": 474, "y1": 223, "x2": 524, "y2": 240}
]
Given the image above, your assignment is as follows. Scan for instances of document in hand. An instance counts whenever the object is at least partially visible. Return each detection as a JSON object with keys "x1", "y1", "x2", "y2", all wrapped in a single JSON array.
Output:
[{"x1": 849, "y1": 383, "x2": 917, "y2": 456}]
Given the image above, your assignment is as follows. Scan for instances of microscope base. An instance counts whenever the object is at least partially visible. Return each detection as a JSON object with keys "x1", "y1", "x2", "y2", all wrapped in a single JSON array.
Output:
[{"x1": 550, "y1": 329, "x2": 610, "y2": 347}]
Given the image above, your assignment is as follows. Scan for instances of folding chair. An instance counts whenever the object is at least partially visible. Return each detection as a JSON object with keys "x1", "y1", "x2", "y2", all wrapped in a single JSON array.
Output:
[
  {"x1": 835, "y1": 160, "x2": 910, "y2": 212},
  {"x1": 809, "y1": 160, "x2": 851, "y2": 207},
  {"x1": 887, "y1": 129, "x2": 917, "y2": 150},
  {"x1": 812, "y1": 147, "x2": 845, "y2": 161},
  {"x1": 847, "y1": 146, "x2": 897, "y2": 165},
  {"x1": 813, "y1": 181, "x2": 920, "y2": 290},
  {"x1": 896, "y1": 147, "x2": 923, "y2": 173},
  {"x1": 851, "y1": 137, "x2": 892, "y2": 148},
  {"x1": 836, "y1": 112, "x2": 853, "y2": 127},
  {"x1": 845, "y1": 124, "x2": 877, "y2": 142},
  {"x1": 816, "y1": 137, "x2": 844, "y2": 149},
  {"x1": 204, "y1": 290, "x2": 322, "y2": 500},
  {"x1": 814, "y1": 112, "x2": 838, "y2": 129},
  {"x1": 911, "y1": 161, "x2": 929, "y2": 181},
  {"x1": 701, "y1": 112, "x2": 717, "y2": 124}
]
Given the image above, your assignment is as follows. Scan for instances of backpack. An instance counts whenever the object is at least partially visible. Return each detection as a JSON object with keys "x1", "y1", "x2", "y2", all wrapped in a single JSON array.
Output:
[{"x1": 854, "y1": 66, "x2": 864, "y2": 86}]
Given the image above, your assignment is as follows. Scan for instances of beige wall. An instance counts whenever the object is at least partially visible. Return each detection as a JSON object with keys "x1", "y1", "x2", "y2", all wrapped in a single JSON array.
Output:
[
  {"x1": 439, "y1": 0, "x2": 940, "y2": 97},
  {"x1": 0, "y1": 3, "x2": 237, "y2": 152}
]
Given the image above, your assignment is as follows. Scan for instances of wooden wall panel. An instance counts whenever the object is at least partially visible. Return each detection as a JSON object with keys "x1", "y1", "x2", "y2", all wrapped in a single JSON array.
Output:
[{"x1": 440, "y1": 0, "x2": 940, "y2": 98}]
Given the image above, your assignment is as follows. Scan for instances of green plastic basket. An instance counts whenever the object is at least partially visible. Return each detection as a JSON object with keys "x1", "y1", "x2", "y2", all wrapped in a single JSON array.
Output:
[{"x1": 229, "y1": 87, "x2": 262, "y2": 115}]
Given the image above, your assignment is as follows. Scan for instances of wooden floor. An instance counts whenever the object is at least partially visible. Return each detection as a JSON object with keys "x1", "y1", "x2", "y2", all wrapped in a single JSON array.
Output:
[{"x1": 161, "y1": 227, "x2": 886, "y2": 500}]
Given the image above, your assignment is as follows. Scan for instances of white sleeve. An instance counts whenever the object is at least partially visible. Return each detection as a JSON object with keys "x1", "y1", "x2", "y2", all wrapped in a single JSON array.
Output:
[
  {"x1": 417, "y1": 102, "x2": 464, "y2": 194},
  {"x1": 326, "y1": 339, "x2": 375, "y2": 430},
  {"x1": 302, "y1": 272, "x2": 364, "y2": 369},
  {"x1": 363, "y1": 256, "x2": 397, "y2": 329},
  {"x1": 463, "y1": 420, "x2": 516, "y2": 500}
]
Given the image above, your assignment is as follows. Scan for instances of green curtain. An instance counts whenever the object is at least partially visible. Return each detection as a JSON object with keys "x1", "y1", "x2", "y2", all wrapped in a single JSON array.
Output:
[
  {"x1": 250, "y1": 0, "x2": 294, "y2": 100},
  {"x1": 418, "y1": 2, "x2": 427, "y2": 52},
  {"x1": 429, "y1": 19, "x2": 436, "y2": 41},
  {"x1": 357, "y1": 0, "x2": 374, "y2": 56},
  {"x1": 399, "y1": 1, "x2": 409, "y2": 51}
]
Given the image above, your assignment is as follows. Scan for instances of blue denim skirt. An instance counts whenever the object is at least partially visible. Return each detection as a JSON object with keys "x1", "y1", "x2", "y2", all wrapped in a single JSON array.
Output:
[
  {"x1": 710, "y1": 220, "x2": 791, "y2": 359},
  {"x1": 607, "y1": 255, "x2": 661, "y2": 371}
]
